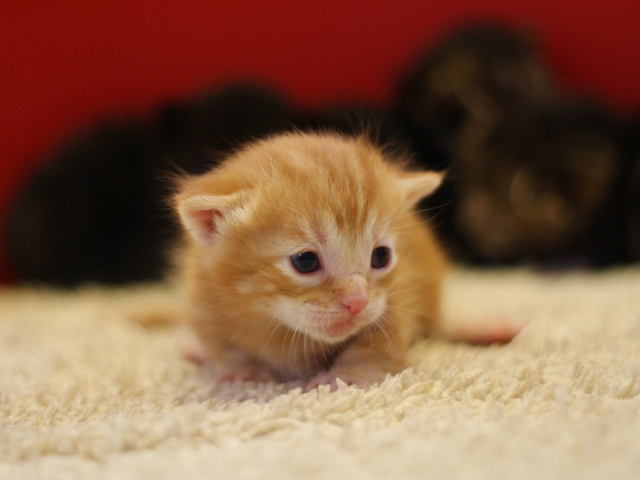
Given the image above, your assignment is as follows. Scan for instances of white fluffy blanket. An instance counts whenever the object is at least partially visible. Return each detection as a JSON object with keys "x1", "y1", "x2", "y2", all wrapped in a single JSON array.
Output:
[{"x1": 1, "y1": 267, "x2": 639, "y2": 479}]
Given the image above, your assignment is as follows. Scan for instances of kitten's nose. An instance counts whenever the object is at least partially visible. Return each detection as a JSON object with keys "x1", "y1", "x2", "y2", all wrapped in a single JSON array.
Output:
[{"x1": 340, "y1": 293, "x2": 368, "y2": 316}]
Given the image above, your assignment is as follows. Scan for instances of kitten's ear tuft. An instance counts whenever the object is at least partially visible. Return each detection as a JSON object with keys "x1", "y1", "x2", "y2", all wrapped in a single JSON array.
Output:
[
  {"x1": 177, "y1": 192, "x2": 248, "y2": 244},
  {"x1": 399, "y1": 171, "x2": 445, "y2": 207}
]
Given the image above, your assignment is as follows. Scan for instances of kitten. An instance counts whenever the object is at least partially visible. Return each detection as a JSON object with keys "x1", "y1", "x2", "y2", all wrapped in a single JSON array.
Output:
[
  {"x1": 452, "y1": 101, "x2": 634, "y2": 265},
  {"x1": 397, "y1": 24, "x2": 635, "y2": 266},
  {"x1": 398, "y1": 23, "x2": 557, "y2": 161},
  {"x1": 395, "y1": 23, "x2": 563, "y2": 264},
  {"x1": 174, "y1": 132, "x2": 448, "y2": 390}
]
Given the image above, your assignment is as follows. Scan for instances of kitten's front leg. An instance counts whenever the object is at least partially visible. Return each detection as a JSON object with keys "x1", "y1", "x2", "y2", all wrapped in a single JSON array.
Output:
[
  {"x1": 213, "y1": 348, "x2": 280, "y2": 383},
  {"x1": 212, "y1": 361, "x2": 279, "y2": 383},
  {"x1": 306, "y1": 322, "x2": 407, "y2": 392},
  {"x1": 183, "y1": 338, "x2": 279, "y2": 383}
]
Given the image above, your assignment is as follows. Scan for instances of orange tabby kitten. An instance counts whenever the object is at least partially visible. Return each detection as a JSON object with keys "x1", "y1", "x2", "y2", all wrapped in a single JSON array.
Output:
[{"x1": 175, "y1": 132, "x2": 447, "y2": 390}]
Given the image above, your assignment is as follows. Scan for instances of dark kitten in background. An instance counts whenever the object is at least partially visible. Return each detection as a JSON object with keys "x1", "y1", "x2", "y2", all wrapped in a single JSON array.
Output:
[
  {"x1": 398, "y1": 23, "x2": 635, "y2": 266},
  {"x1": 398, "y1": 23, "x2": 557, "y2": 162},
  {"x1": 397, "y1": 23, "x2": 560, "y2": 262},
  {"x1": 3, "y1": 84, "x2": 296, "y2": 286},
  {"x1": 453, "y1": 101, "x2": 634, "y2": 265}
]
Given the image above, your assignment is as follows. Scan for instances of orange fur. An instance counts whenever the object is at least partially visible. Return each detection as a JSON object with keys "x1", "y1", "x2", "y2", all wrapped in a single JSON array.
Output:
[{"x1": 174, "y1": 132, "x2": 447, "y2": 390}]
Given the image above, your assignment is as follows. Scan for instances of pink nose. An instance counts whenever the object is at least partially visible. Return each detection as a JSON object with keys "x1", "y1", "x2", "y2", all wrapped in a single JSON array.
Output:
[{"x1": 340, "y1": 294, "x2": 368, "y2": 316}]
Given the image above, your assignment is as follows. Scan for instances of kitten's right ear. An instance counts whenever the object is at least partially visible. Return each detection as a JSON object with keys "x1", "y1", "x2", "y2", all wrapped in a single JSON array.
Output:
[
  {"x1": 177, "y1": 192, "x2": 249, "y2": 244},
  {"x1": 398, "y1": 170, "x2": 445, "y2": 207}
]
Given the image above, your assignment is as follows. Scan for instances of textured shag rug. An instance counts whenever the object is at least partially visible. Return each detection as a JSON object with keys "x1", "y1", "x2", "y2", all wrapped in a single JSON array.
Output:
[{"x1": 1, "y1": 267, "x2": 640, "y2": 479}]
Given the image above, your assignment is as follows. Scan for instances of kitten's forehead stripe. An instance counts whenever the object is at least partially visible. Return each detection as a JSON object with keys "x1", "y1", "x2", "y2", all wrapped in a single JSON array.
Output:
[{"x1": 312, "y1": 226, "x2": 327, "y2": 246}]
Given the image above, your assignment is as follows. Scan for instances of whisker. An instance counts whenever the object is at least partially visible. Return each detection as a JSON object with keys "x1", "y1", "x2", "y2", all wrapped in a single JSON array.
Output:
[
  {"x1": 384, "y1": 281, "x2": 435, "y2": 299},
  {"x1": 384, "y1": 303, "x2": 437, "y2": 322},
  {"x1": 279, "y1": 315, "x2": 298, "y2": 373},
  {"x1": 391, "y1": 219, "x2": 443, "y2": 233},
  {"x1": 380, "y1": 314, "x2": 396, "y2": 350},
  {"x1": 393, "y1": 201, "x2": 452, "y2": 223},
  {"x1": 256, "y1": 310, "x2": 294, "y2": 366},
  {"x1": 290, "y1": 319, "x2": 304, "y2": 375},
  {"x1": 290, "y1": 314, "x2": 311, "y2": 378},
  {"x1": 303, "y1": 319, "x2": 313, "y2": 377},
  {"x1": 258, "y1": 315, "x2": 279, "y2": 345},
  {"x1": 384, "y1": 303, "x2": 438, "y2": 338}
]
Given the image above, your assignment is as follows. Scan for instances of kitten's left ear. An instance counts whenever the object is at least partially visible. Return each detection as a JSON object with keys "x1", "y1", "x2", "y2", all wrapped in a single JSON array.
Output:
[{"x1": 398, "y1": 170, "x2": 445, "y2": 207}]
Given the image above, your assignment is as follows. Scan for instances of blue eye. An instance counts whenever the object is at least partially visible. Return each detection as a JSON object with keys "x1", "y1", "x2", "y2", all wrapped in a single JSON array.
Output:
[
  {"x1": 371, "y1": 246, "x2": 390, "y2": 269},
  {"x1": 290, "y1": 251, "x2": 321, "y2": 274}
]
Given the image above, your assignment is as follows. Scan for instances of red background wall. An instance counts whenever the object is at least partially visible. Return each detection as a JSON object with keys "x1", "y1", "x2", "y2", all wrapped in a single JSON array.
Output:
[{"x1": 2, "y1": 0, "x2": 640, "y2": 283}]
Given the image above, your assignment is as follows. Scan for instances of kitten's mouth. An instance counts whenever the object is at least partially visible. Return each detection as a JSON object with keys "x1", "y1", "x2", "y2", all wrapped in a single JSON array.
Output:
[{"x1": 326, "y1": 316, "x2": 358, "y2": 338}]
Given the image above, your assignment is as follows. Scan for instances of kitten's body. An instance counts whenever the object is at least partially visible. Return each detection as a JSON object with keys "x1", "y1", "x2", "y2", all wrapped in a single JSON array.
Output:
[{"x1": 175, "y1": 132, "x2": 447, "y2": 389}]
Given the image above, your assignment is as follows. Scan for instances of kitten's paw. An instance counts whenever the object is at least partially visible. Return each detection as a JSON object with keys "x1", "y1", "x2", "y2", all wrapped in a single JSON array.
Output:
[{"x1": 180, "y1": 336, "x2": 210, "y2": 366}]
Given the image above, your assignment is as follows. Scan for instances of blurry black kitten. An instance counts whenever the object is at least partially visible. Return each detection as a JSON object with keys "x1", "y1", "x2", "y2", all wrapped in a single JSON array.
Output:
[
  {"x1": 3, "y1": 84, "x2": 296, "y2": 286},
  {"x1": 452, "y1": 100, "x2": 635, "y2": 265},
  {"x1": 398, "y1": 23, "x2": 636, "y2": 267},
  {"x1": 397, "y1": 23, "x2": 560, "y2": 263},
  {"x1": 398, "y1": 23, "x2": 557, "y2": 161}
]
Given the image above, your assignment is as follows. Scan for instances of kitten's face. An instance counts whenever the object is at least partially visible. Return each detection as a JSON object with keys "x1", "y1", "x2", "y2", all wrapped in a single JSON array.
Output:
[
  {"x1": 177, "y1": 133, "x2": 442, "y2": 343},
  {"x1": 236, "y1": 198, "x2": 398, "y2": 344}
]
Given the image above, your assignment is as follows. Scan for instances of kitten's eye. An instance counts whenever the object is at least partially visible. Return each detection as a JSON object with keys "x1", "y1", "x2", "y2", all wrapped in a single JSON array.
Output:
[
  {"x1": 290, "y1": 251, "x2": 321, "y2": 274},
  {"x1": 371, "y1": 246, "x2": 390, "y2": 269}
]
